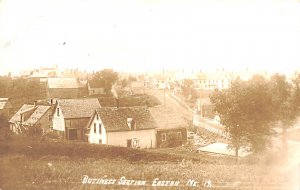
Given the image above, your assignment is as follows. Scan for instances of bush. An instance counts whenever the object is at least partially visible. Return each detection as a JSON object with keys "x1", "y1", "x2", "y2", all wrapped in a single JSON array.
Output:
[{"x1": 44, "y1": 131, "x2": 60, "y2": 139}]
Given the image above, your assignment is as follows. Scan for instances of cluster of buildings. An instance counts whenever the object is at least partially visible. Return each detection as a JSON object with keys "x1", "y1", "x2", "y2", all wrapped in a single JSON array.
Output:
[
  {"x1": 2, "y1": 69, "x2": 188, "y2": 149},
  {"x1": 7, "y1": 97, "x2": 186, "y2": 148}
]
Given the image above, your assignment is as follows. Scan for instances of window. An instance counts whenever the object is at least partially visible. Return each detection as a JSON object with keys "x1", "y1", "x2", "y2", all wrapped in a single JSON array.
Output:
[
  {"x1": 48, "y1": 114, "x2": 52, "y2": 122},
  {"x1": 99, "y1": 139, "x2": 102, "y2": 144},
  {"x1": 57, "y1": 108, "x2": 60, "y2": 117},
  {"x1": 162, "y1": 133, "x2": 167, "y2": 142},
  {"x1": 177, "y1": 132, "x2": 182, "y2": 140},
  {"x1": 99, "y1": 124, "x2": 101, "y2": 134},
  {"x1": 96, "y1": 114, "x2": 99, "y2": 120},
  {"x1": 132, "y1": 138, "x2": 140, "y2": 148},
  {"x1": 94, "y1": 123, "x2": 97, "y2": 133}
]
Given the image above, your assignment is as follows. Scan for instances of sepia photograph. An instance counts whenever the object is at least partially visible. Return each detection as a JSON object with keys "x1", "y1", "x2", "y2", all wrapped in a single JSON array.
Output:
[{"x1": 0, "y1": 0, "x2": 300, "y2": 189}]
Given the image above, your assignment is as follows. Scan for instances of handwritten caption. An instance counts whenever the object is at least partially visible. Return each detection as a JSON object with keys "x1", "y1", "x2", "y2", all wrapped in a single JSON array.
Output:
[{"x1": 82, "y1": 175, "x2": 212, "y2": 188}]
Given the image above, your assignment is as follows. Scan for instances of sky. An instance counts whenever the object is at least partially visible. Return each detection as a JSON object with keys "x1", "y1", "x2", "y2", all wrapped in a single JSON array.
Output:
[{"x1": 1, "y1": 0, "x2": 300, "y2": 76}]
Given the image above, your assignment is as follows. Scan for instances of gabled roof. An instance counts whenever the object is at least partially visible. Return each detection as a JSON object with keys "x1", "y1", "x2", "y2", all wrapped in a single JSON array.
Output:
[
  {"x1": 47, "y1": 78, "x2": 78, "y2": 89},
  {"x1": 22, "y1": 105, "x2": 51, "y2": 126},
  {"x1": 149, "y1": 107, "x2": 187, "y2": 129},
  {"x1": 0, "y1": 98, "x2": 13, "y2": 110},
  {"x1": 56, "y1": 98, "x2": 101, "y2": 119},
  {"x1": 93, "y1": 106, "x2": 157, "y2": 132},
  {"x1": 9, "y1": 104, "x2": 35, "y2": 123}
]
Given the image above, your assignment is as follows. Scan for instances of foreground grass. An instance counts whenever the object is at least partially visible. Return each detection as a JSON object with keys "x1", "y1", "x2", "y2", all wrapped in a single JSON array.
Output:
[
  {"x1": 0, "y1": 134, "x2": 299, "y2": 189},
  {"x1": 0, "y1": 153, "x2": 295, "y2": 190}
]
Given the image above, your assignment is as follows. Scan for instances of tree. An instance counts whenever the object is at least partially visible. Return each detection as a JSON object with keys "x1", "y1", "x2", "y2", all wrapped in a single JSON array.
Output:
[
  {"x1": 269, "y1": 73, "x2": 300, "y2": 150},
  {"x1": 181, "y1": 79, "x2": 196, "y2": 99},
  {"x1": 121, "y1": 75, "x2": 137, "y2": 88},
  {"x1": 210, "y1": 75, "x2": 273, "y2": 158},
  {"x1": 91, "y1": 69, "x2": 118, "y2": 95}
]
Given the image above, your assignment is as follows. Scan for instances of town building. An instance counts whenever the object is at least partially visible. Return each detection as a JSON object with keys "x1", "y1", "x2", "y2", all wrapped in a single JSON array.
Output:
[
  {"x1": 9, "y1": 104, "x2": 52, "y2": 134},
  {"x1": 86, "y1": 106, "x2": 157, "y2": 148},
  {"x1": 46, "y1": 78, "x2": 79, "y2": 99},
  {"x1": 87, "y1": 80, "x2": 105, "y2": 96},
  {"x1": 52, "y1": 98, "x2": 101, "y2": 140}
]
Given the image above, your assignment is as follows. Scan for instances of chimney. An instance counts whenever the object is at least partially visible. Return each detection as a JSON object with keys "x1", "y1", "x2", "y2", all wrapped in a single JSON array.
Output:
[{"x1": 116, "y1": 98, "x2": 119, "y2": 108}]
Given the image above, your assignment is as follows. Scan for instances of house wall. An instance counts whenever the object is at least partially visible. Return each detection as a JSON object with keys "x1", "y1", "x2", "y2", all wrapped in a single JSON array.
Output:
[
  {"x1": 88, "y1": 87, "x2": 105, "y2": 96},
  {"x1": 107, "y1": 129, "x2": 156, "y2": 148},
  {"x1": 65, "y1": 118, "x2": 89, "y2": 140},
  {"x1": 78, "y1": 87, "x2": 88, "y2": 97},
  {"x1": 87, "y1": 114, "x2": 107, "y2": 144},
  {"x1": 47, "y1": 88, "x2": 78, "y2": 99},
  {"x1": 52, "y1": 104, "x2": 65, "y2": 131},
  {"x1": 37, "y1": 109, "x2": 53, "y2": 133},
  {"x1": 156, "y1": 128, "x2": 187, "y2": 148}
]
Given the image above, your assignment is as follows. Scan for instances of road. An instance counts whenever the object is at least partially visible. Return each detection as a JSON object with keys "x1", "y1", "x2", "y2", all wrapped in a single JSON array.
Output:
[
  {"x1": 146, "y1": 89, "x2": 227, "y2": 138},
  {"x1": 146, "y1": 89, "x2": 193, "y2": 120}
]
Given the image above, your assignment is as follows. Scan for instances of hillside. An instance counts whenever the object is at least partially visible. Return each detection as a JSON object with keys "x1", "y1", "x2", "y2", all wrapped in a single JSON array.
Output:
[{"x1": 0, "y1": 127, "x2": 297, "y2": 190}]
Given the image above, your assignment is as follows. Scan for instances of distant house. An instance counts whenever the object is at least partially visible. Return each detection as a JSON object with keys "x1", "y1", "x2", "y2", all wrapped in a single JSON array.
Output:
[
  {"x1": 52, "y1": 98, "x2": 101, "y2": 140},
  {"x1": 86, "y1": 106, "x2": 157, "y2": 148},
  {"x1": 156, "y1": 127, "x2": 187, "y2": 148},
  {"x1": 46, "y1": 78, "x2": 79, "y2": 99},
  {"x1": 196, "y1": 98, "x2": 215, "y2": 119},
  {"x1": 192, "y1": 71, "x2": 231, "y2": 90},
  {"x1": 9, "y1": 104, "x2": 52, "y2": 134},
  {"x1": 0, "y1": 98, "x2": 13, "y2": 119},
  {"x1": 87, "y1": 80, "x2": 105, "y2": 96},
  {"x1": 28, "y1": 72, "x2": 48, "y2": 83},
  {"x1": 77, "y1": 80, "x2": 88, "y2": 97}
]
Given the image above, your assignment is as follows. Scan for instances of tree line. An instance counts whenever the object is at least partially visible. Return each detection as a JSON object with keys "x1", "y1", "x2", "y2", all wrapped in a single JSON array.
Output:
[{"x1": 210, "y1": 73, "x2": 300, "y2": 157}]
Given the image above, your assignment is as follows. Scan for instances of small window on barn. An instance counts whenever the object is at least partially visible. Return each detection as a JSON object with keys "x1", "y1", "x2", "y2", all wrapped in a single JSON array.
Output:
[
  {"x1": 48, "y1": 114, "x2": 52, "y2": 121},
  {"x1": 94, "y1": 123, "x2": 97, "y2": 133},
  {"x1": 57, "y1": 108, "x2": 60, "y2": 117},
  {"x1": 96, "y1": 114, "x2": 99, "y2": 120},
  {"x1": 177, "y1": 132, "x2": 182, "y2": 140},
  {"x1": 162, "y1": 133, "x2": 166, "y2": 142},
  {"x1": 99, "y1": 124, "x2": 102, "y2": 134}
]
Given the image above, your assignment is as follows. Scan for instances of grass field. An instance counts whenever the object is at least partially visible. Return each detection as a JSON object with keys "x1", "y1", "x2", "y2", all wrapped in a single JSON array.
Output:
[{"x1": 0, "y1": 128, "x2": 299, "y2": 190}]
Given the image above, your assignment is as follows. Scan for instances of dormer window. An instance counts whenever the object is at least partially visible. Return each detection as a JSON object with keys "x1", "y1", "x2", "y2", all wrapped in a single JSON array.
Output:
[
  {"x1": 127, "y1": 118, "x2": 133, "y2": 129},
  {"x1": 96, "y1": 113, "x2": 99, "y2": 120},
  {"x1": 57, "y1": 108, "x2": 60, "y2": 117},
  {"x1": 127, "y1": 118, "x2": 136, "y2": 130}
]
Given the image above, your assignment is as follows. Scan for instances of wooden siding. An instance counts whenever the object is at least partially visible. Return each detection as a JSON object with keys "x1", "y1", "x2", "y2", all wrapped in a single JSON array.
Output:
[{"x1": 156, "y1": 128, "x2": 187, "y2": 148}]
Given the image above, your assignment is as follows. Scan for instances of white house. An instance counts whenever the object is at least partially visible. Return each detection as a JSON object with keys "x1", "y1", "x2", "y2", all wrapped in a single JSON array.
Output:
[
  {"x1": 85, "y1": 106, "x2": 157, "y2": 148},
  {"x1": 52, "y1": 98, "x2": 101, "y2": 140}
]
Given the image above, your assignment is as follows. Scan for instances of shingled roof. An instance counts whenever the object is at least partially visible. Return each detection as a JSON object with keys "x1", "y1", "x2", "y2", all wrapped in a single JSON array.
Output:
[
  {"x1": 23, "y1": 105, "x2": 51, "y2": 126},
  {"x1": 47, "y1": 78, "x2": 78, "y2": 89},
  {"x1": 94, "y1": 106, "x2": 157, "y2": 132},
  {"x1": 56, "y1": 98, "x2": 101, "y2": 119},
  {"x1": 9, "y1": 104, "x2": 35, "y2": 123}
]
